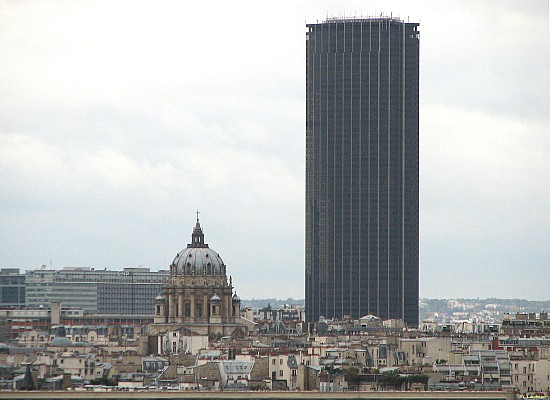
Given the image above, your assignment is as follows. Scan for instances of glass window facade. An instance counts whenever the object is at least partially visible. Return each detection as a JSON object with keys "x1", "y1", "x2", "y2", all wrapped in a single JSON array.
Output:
[
  {"x1": 24, "y1": 267, "x2": 169, "y2": 315},
  {"x1": 306, "y1": 18, "x2": 419, "y2": 326},
  {"x1": 0, "y1": 269, "x2": 25, "y2": 307}
]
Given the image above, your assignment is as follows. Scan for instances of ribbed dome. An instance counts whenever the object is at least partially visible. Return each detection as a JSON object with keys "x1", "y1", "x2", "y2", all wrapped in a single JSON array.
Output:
[
  {"x1": 171, "y1": 218, "x2": 227, "y2": 276},
  {"x1": 172, "y1": 247, "x2": 225, "y2": 275}
]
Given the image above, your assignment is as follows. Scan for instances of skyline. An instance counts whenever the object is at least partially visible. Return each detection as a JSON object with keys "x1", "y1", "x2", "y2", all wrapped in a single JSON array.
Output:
[{"x1": 0, "y1": 1, "x2": 549, "y2": 301}]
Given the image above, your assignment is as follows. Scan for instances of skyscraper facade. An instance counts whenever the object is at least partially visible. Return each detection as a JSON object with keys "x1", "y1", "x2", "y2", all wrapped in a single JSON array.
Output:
[{"x1": 305, "y1": 17, "x2": 419, "y2": 326}]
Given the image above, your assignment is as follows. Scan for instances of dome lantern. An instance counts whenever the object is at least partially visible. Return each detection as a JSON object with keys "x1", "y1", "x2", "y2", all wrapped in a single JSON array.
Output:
[{"x1": 189, "y1": 211, "x2": 206, "y2": 248}]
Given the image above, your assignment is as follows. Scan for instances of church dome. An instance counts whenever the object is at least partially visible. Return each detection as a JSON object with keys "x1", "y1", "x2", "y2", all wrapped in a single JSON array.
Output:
[{"x1": 171, "y1": 218, "x2": 227, "y2": 276}]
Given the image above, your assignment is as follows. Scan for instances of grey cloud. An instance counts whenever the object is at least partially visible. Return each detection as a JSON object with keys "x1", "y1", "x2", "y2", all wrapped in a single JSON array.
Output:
[{"x1": 0, "y1": 1, "x2": 548, "y2": 300}]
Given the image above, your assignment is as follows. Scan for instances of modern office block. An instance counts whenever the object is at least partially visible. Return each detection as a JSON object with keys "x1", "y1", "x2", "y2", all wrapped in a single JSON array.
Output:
[
  {"x1": 0, "y1": 268, "x2": 25, "y2": 307},
  {"x1": 25, "y1": 267, "x2": 169, "y2": 314},
  {"x1": 306, "y1": 17, "x2": 419, "y2": 326}
]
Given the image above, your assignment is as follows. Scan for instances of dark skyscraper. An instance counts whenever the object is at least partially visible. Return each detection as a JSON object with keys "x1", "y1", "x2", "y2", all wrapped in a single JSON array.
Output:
[{"x1": 305, "y1": 17, "x2": 419, "y2": 326}]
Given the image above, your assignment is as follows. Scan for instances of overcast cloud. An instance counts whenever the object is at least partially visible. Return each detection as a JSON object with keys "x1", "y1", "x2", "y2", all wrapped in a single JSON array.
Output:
[{"x1": 0, "y1": 0, "x2": 548, "y2": 300}]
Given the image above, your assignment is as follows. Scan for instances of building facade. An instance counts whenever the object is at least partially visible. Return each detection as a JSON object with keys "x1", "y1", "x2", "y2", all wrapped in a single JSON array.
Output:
[
  {"x1": 0, "y1": 268, "x2": 25, "y2": 307},
  {"x1": 305, "y1": 17, "x2": 419, "y2": 326},
  {"x1": 25, "y1": 266, "x2": 168, "y2": 314}
]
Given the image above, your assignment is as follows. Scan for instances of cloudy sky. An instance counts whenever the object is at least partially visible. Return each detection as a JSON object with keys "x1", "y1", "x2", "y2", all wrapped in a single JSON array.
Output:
[{"x1": 1, "y1": 0, "x2": 548, "y2": 300}]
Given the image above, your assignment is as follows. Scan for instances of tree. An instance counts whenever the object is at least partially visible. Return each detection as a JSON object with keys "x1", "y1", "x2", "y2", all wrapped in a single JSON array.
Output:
[
  {"x1": 90, "y1": 378, "x2": 117, "y2": 387},
  {"x1": 322, "y1": 365, "x2": 343, "y2": 374},
  {"x1": 407, "y1": 374, "x2": 429, "y2": 385},
  {"x1": 379, "y1": 371, "x2": 405, "y2": 390}
]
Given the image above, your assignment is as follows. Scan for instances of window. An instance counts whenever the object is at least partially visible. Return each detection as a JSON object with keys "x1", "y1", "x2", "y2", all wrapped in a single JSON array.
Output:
[
  {"x1": 279, "y1": 370, "x2": 284, "y2": 377},
  {"x1": 185, "y1": 302, "x2": 191, "y2": 317},
  {"x1": 272, "y1": 359, "x2": 276, "y2": 365}
]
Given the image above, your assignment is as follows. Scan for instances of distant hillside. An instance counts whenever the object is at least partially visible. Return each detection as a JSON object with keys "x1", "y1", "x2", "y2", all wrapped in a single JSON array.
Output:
[
  {"x1": 420, "y1": 298, "x2": 550, "y2": 322},
  {"x1": 421, "y1": 298, "x2": 550, "y2": 313},
  {"x1": 241, "y1": 298, "x2": 550, "y2": 322},
  {"x1": 241, "y1": 298, "x2": 304, "y2": 309}
]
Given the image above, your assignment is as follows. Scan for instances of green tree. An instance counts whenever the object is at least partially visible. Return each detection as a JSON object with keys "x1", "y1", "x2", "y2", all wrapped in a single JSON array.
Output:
[
  {"x1": 379, "y1": 371, "x2": 405, "y2": 390},
  {"x1": 407, "y1": 374, "x2": 429, "y2": 384}
]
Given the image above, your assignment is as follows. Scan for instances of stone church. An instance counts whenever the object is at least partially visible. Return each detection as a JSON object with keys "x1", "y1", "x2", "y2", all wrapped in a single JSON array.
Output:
[{"x1": 149, "y1": 217, "x2": 253, "y2": 339}]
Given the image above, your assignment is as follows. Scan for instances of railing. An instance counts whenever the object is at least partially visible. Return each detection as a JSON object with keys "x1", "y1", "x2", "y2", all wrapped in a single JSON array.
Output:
[{"x1": 322, "y1": 16, "x2": 405, "y2": 24}]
